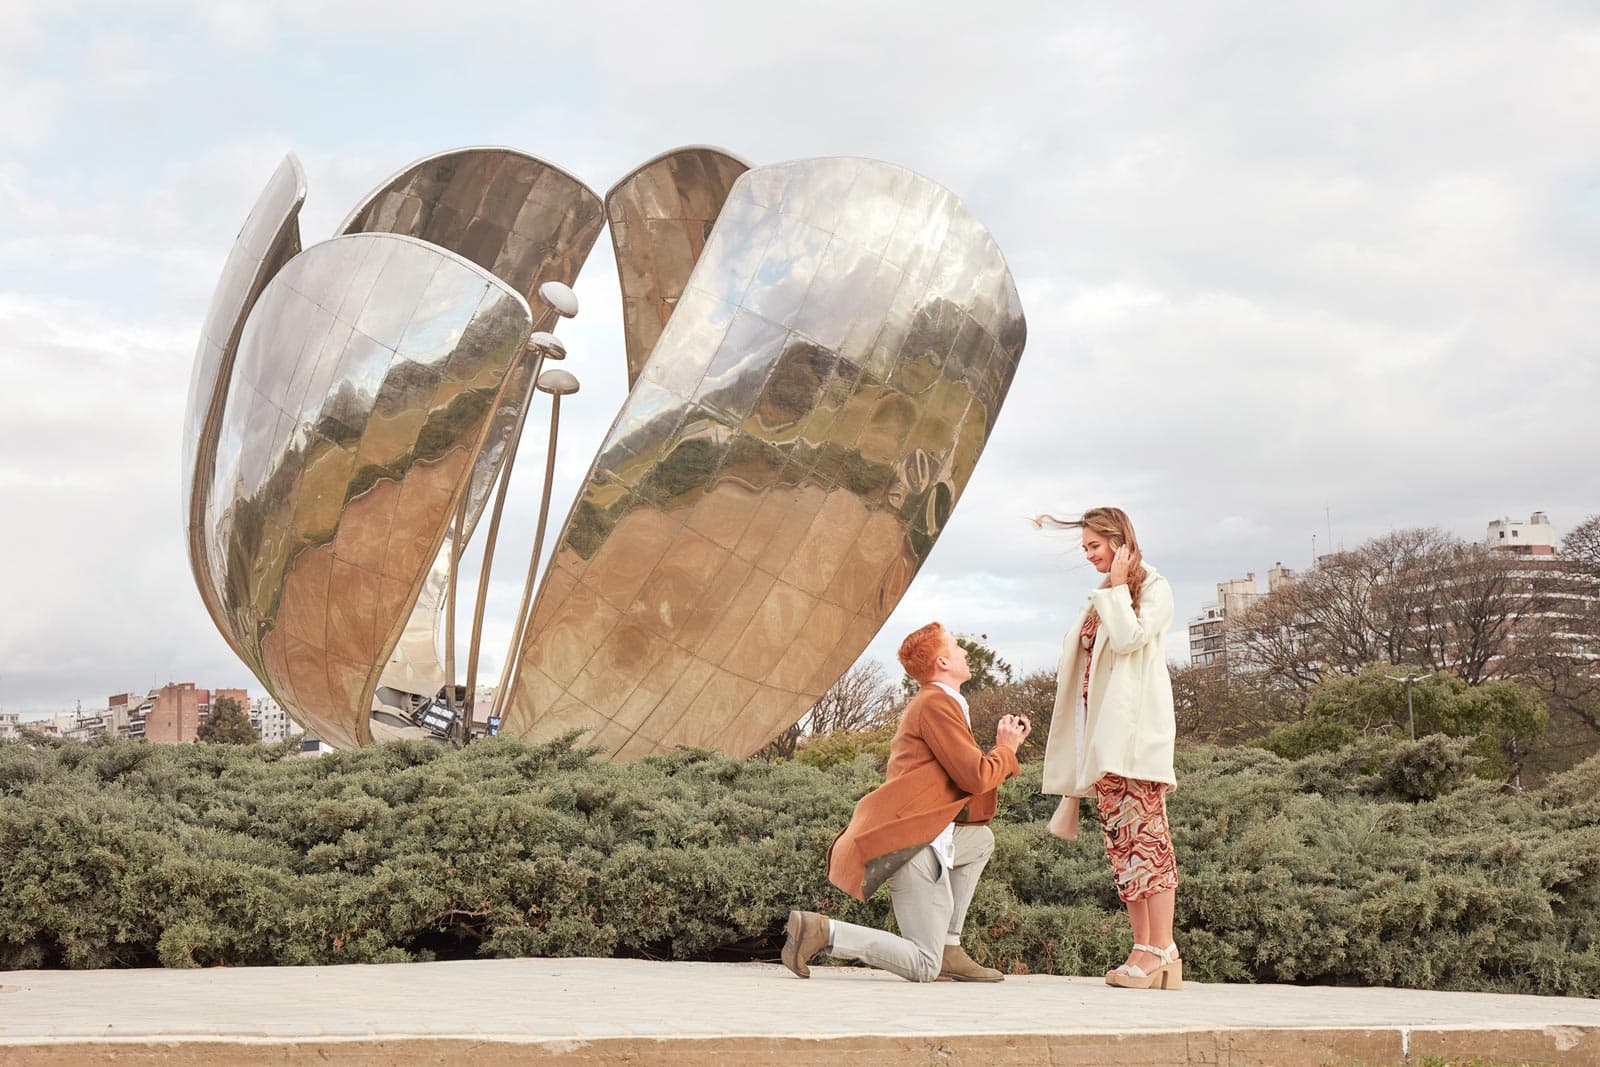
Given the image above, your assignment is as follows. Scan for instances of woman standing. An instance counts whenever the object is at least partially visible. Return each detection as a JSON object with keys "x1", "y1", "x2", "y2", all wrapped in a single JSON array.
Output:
[{"x1": 1038, "y1": 507, "x2": 1181, "y2": 990}]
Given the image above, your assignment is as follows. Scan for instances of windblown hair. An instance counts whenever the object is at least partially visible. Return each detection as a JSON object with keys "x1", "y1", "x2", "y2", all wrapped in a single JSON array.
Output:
[
  {"x1": 1033, "y1": 506, "x2": 1147, "y2": 613},
  {"x1": 898, "y1": 621, "x2": 949, "y2": 684}
]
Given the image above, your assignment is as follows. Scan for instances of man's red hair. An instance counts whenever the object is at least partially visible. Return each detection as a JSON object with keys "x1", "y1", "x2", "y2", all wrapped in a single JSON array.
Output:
[{"x1": 898, "y1": 622, "x2": 948, "y2": 683}]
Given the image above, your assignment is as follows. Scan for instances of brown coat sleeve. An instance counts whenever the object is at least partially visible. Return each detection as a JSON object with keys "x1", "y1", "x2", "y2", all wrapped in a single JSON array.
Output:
[{"x1": 918, "y1": 692, "x2": 1020, "y2": 794}]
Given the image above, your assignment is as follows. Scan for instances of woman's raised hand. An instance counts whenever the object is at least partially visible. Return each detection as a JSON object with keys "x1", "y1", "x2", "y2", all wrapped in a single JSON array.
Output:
[{"x1": 1109, "y1": 545, "x2": 1133, "y2": 586}]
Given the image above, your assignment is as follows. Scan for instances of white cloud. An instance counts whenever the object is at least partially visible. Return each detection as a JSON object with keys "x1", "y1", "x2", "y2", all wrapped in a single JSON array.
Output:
[
  {"x1": 1, "y1": 1, "x2": 1598, "y2": 710},
  {"x1": 0, "y1": 292, "x2": 249, "y2": 705}
]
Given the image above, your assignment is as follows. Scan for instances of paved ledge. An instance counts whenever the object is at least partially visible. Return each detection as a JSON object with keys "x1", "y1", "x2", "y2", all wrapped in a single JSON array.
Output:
[{"x1": 2, "y1": 957, "x2": 1596, "y2": 1065}]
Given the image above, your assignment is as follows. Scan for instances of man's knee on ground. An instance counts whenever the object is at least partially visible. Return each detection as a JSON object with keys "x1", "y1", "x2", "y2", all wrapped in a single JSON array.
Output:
[{"x1": 904, "y1": 951, "x2": 942, "y2": 983}]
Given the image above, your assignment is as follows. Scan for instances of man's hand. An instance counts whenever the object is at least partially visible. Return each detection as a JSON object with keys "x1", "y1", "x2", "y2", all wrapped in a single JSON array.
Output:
[{"x1": 996, "y1": 714, "x2": 1031, "y2": 752}]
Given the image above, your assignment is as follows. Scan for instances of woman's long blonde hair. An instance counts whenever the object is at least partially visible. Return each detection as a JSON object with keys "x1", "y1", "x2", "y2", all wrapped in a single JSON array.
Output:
[{"x1": 1034, "y1": 506, "x2": 1147, "y2": 613}]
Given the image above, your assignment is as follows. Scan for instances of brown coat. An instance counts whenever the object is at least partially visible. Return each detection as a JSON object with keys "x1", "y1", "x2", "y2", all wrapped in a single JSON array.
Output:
[{"x1": 826, "y1": 685, "x2": 1021, "y2": 901}]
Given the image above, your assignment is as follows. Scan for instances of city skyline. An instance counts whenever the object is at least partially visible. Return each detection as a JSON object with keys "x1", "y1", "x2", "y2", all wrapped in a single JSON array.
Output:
[
  {"x1": 2, "y1": 3, "x2": 1596, "y2": 713},
  {"x1": 7, "y1": 507, "x2": 1577, "y2": 720}
]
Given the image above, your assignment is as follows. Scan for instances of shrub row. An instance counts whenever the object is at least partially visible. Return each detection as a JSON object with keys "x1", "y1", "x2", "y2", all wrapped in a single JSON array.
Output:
[{"x1": 1, "y1": 733, "x2": 1595, "y2": 995}]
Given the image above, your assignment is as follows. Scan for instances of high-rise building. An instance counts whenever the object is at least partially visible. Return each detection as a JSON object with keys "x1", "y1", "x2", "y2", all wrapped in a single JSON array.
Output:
[
  {"x1": 1186, "y1": 564, "x2": 1296, "y2": 667},
  {"x1": 1190, "y1": 513, "x2": 1596, "y2": 682}
]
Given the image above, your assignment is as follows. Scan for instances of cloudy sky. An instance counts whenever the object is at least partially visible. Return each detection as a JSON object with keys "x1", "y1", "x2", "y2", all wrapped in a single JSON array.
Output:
[{"x1": 2, "y1": 1, "x2": 1597, "y2": 713}]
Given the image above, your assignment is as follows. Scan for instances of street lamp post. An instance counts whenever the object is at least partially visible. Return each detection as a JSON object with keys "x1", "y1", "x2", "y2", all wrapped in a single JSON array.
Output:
[
  {"x1": 491, "y1": 366, "x2": 582, "y2": 726},
  {"x1": 1384, "y1": 671, "x2": 1434, "y2": 741},
  {"x1": 458, "y1": 330, "x2": 567, "y2": 742},
  {"x1": 454, "y1": 281, "x2": 577, "y2": 744}
]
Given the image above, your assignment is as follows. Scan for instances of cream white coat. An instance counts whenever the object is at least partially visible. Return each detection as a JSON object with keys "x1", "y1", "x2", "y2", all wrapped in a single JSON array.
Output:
[{"x1": 1041, "y1": 566, "x2": 1177, "y2": 796}]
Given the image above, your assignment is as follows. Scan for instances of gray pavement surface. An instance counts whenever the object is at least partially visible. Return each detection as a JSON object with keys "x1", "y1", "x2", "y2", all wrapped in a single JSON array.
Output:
[{"x1": 2, "y1": 957, "x2": 1597, "y2": 1064}]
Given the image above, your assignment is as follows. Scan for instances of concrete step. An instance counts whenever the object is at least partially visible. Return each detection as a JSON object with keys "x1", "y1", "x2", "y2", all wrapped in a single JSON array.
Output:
[{"x1": 2, "y1": 957, "x2": 1596, "y2": 1065}]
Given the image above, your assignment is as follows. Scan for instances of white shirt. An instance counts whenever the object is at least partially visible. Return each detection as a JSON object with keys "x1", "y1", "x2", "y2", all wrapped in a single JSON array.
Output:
[{"x1": 928, "y1": 681, "x2": 971, "y2": 871}]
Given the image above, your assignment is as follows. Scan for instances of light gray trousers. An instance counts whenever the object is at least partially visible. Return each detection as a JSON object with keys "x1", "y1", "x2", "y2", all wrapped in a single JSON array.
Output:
[{"x1": 827, "y1": 824, "x2": 996, "y2": 982}]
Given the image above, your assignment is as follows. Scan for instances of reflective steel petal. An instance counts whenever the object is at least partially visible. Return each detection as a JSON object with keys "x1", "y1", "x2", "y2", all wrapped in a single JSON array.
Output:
[
  {"x1": 504, "y1": 157, "x2": 1025, "y2": 759},
  {"x1": 202, "y1": 233, "x2": 533, "y2": 747},
  {"x1": 183, "y1": 154, "x2": 307, "y2": 660},
  {"x1": 340, "y1": 148, "x2": 604, "y2": 704},
  {"x1": 606, "y1": 146, "x2": 752, "y2": 388}
]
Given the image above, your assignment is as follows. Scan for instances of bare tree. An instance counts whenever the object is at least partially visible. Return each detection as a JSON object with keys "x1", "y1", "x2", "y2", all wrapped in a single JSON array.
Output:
[
  {"x1": 805, "y1": 659, "x2": 902, "y2": 734},
  {"x1": 1563, "y1": 513, "x2": 1600, "y2": 574},
  {"x1": 1230, "y1": 583, "x2": 1323, "y2": 696},
  {"x1": 1429, "y1": 545, "x2": 1531, "y2": 686},
  {"x1": 966, "y1": 669, "x2": 1057, "y2": 763},
  {"x1": 1295, "y1": 548, "x2": 1391, "y2": 674},
  {"x1": 1510, "y1": 609, "x2": 1600, "y2": 733},
  {"x1": 1365, "y1": 527, "x2": 1457, "y2": 668},
  {"x1": 755, "y1": 659, "x2": 902, "y2": 760},
  {"x1": 1505, "y1": 545, "x2": 1600, "y2": 740},
  {"x1": 1170, "y1": 661, "x2": 1298, "y2": 744},
  {"x1": 1231, "y1": 528, "x2": 1533, "y2": 690}
]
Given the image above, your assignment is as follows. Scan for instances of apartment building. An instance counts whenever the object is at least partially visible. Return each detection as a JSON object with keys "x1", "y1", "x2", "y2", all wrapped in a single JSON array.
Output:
[
  {"x1": 1190, "y1": 512, "x2": 1597, "y2": 676},
  {"x1": 145, "y1": 683, "x2": 205, "y2": 743},
  {"x1": 250, "y1": 696, "x2": 295, "y2": 744},
  {"x1": 1187, "y1": 564, "x2": 1297, "y2": 667},
  {"x1": 1487, "y1": 511, "x2": 1558, "y2": 556}
]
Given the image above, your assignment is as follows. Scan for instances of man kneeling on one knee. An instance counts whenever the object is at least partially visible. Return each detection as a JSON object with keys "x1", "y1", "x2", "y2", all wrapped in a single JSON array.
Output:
[{"x1": 783, "y1": 621, "x2": 1030, "y2": 983}]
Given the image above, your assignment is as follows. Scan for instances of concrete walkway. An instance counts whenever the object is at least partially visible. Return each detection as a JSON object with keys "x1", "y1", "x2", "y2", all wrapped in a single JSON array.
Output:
[{"x1": 2, "y1": 957, "x2": 1597, "y2": 1065}]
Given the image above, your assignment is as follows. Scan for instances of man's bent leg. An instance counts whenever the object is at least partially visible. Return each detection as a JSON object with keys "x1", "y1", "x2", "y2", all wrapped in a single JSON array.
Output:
[
  {"x1": 827, "y1": 847, "x2": 952, "y2": 982},
  {"x1": 945, "y1": 825, "x2": 996, "y2": 941},
  {"x1": 938, "y1": 825, "x2": 1003, "y2": 981}
]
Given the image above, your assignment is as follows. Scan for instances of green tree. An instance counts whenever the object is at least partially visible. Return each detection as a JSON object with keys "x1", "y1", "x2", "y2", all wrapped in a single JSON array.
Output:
[
  {"x1": 4, "y1": 732, "x2": 1600, "y2": 995},
  {"x1": 900, "y1": 633, "x2": 1013, "y2": 696},
  {"x1": 197, "y1": 696, "x2": 257, "y2": 745},
  {"x1": 957, "y1": 634, "x2": 1014, "y2": 692},
  {"x1": 1267, "y1": 664, "x2": 1547, "y2": 784}
]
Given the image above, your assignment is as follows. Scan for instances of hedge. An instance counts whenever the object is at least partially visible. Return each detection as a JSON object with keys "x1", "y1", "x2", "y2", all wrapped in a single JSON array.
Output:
[{"x1": 1, "y1": 733, "x2": 1595, "y2": 995}]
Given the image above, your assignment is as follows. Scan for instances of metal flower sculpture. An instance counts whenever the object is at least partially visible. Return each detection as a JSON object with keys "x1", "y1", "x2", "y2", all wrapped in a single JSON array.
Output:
[{"x1": 186, "y1": 146, "x2": 1025, "y2": 756}]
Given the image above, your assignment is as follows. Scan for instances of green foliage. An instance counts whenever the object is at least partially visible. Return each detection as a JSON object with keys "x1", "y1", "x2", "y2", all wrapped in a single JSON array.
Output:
[
  {"x1": 982, "y1": 743, "x2": 1600, "y2": 995},
  {"x1": 197, "y1": 696, "x2": 256, "y2": 745},
  {"x1": 1280, "y1": 665, "x2": 1548, "y2": 781},
  {"x1": 792, "y1": 725, "x2": 896, "y2": 772},
  {"x1": 1, "y1": 733, "x2": 1597, "y2": 997},
  {"x1": 1262, "y1": 718, "x2": 1359, "y2": 760},
  {"x1": 956, "y1": 634, "x2": 1014, "y2": 692}
]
